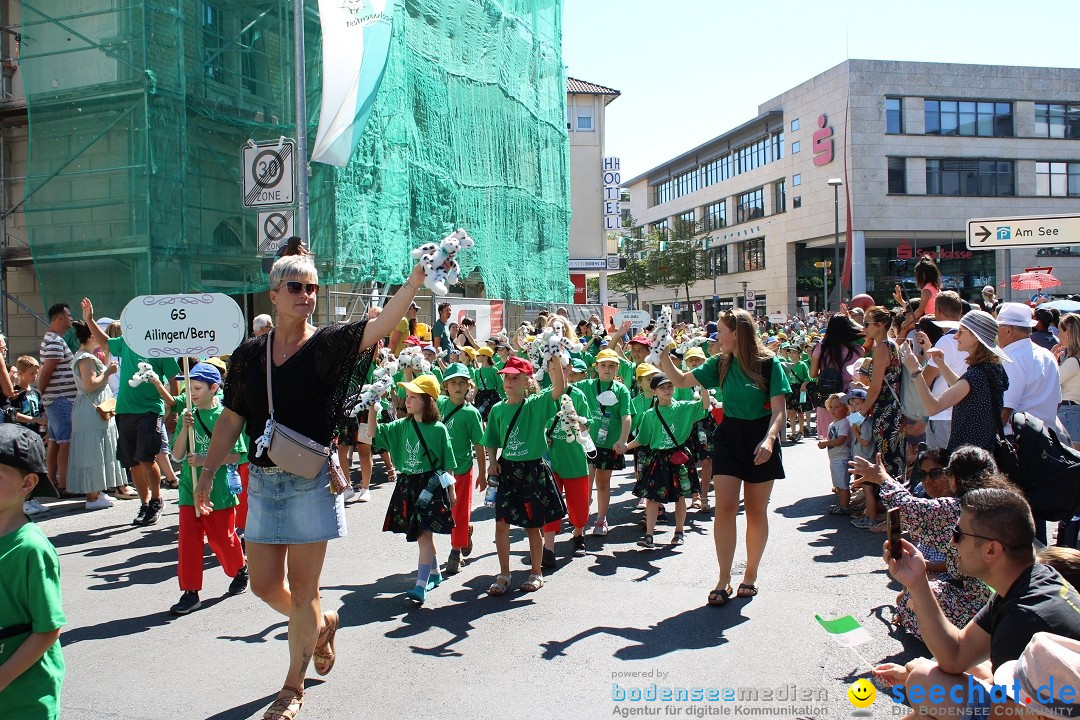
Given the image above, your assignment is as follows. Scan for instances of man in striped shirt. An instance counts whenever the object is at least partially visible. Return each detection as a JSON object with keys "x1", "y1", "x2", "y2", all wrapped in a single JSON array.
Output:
[{"x1": 38, "y1": 303, "x2": 76, "y2": 494}]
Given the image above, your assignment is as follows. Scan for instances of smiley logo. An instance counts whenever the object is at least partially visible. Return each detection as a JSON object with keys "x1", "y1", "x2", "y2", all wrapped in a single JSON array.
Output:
[{"x1": 847, "y1": 678, "x2": 876, "y2": 709}]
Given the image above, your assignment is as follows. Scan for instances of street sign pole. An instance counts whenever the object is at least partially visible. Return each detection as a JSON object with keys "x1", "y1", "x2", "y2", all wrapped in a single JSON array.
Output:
[{"x1": 293, "y1": 0, "x2": 310, "y2": 246}]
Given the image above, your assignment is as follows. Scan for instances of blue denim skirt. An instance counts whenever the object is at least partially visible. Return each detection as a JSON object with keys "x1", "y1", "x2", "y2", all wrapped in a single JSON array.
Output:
[
  {"x1": 1057, "y1": 403, "x2": 1080, "y2": 445},
  {"x1": 245, "y1": 463, "x2": 346, "y2": 544}
]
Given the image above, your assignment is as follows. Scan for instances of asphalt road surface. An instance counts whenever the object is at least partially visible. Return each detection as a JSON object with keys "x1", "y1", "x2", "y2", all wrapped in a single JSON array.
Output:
[{"x1": 39, "y1": 439, "x2": 922, "y2": 720}]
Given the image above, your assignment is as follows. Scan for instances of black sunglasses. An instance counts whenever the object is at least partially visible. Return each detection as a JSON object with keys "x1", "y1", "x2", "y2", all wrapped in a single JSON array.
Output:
[
  {"x1": 924, "y1": 467, "x2": 947, "y2": 480},
  {"x1": 951, "y1": 524, "x2": 997, "y2": 544},
  {"x1": 282, "y1": 281, "x2": 319, "y2": 295}
]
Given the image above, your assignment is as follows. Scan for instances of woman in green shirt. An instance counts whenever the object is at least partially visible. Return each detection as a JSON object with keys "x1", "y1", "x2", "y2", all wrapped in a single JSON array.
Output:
[
  {"x1": 369, "y1": 374, "x2": 457, "y2": 605},
  {"x1": 661, "y1": 309, "x2": 790, "y2": 607},
  {"x1": 480, "y1": 354, "x2": 566, "y2": 595},
  {"x1": 626, "y1": 373, "x2": 710, "y2": 550}
]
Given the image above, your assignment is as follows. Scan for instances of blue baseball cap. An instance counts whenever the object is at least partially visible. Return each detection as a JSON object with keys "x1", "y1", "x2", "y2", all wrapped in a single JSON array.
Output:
[{"x1": 187, "y1": 362, "x2": 222, "y2": 386}]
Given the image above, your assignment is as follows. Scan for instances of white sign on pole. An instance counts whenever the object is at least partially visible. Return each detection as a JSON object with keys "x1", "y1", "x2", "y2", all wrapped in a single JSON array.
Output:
[
  {"x1": 769, "y1": 312, "x2": 788, "y2": 324},
  {"x1": 966, "y1": 213, "x2": 1080, "y2": 250},
  {"x1": 602, "y1": 157, "x2": 621, "y2": 232},
  {"x1": 257, "y1": 209, "x2": 295, "y2": 255},
  {"x1": 242, "y1": 139, "x2": 296, "y2": 208},
  {"x1": 615, "y1": 309, "x2": 650, "y2": 327},
  {"x1": 119, "y1": 294, "x2": 247, "y2": 358}
]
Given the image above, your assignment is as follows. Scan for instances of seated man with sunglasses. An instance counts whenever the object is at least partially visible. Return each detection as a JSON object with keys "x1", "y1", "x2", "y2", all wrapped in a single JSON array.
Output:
[{"x1": 871, "y1": 487, "x2": 1080, "y2": 718}]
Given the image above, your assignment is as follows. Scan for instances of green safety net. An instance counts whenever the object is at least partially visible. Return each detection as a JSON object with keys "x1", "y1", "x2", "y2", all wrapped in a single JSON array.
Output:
[{"x1": 18, "y1": 0, "x2": 571, "y2": 318}]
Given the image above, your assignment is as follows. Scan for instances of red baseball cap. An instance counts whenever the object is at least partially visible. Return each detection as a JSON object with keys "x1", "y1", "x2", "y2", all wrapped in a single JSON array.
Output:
[
  {"x1": 629, "y1": 335, "x2": 650, "y2": 347},
  {"x1": 498, "y1": 356, "x2": 535, "y2": 376},
  {"x1": 404, "y1": 335, "x2": 423, "y2": 346}
]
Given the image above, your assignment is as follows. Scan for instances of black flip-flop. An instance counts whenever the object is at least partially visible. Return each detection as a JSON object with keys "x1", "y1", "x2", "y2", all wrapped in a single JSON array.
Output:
[
  {"x1": 737, "y1": 583, "x2": 759, "y2": 598},
  {"x1": 707, "y1": 586, "x2": 733, "y2": 606}
]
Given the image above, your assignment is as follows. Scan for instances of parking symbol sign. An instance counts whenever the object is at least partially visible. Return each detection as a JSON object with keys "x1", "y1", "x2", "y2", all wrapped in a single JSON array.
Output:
[{"x1": 996, "y1": 226, "x2": 1011, "y2": 240}]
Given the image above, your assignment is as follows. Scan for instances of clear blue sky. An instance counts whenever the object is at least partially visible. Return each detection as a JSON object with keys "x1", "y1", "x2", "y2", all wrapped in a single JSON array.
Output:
[{"x1": 563, "y1": 0, "x2": 1080, "y2": 180}]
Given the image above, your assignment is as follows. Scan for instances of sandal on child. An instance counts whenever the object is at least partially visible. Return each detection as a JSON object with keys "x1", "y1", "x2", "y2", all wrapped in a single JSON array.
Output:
[
  {"x1": 520, "y1": 574, "x2": 544, "y2": 592},
  {"x1": 262, "y1": 686, "x2": 304, "y2": 720},
  {"x1": 707, "y1": 585, "x2": 734, "y2": 606},
  {"x1": 737, "y1": 583, "x2": 759, "y2": 598},
  {"x1": 313, "y1": 610, "x2": 338, "y2": 676},
  {"x1": 488, "y1": 574, "x2": 511, "y2": 596}
]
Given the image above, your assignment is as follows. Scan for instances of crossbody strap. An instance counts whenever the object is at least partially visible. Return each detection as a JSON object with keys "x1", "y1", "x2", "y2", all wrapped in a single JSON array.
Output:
[
  {"x1": 410, "y1": 417, "x2": 439, "y2": 469},
  {"x1": 499, "y1": 402, "x2": 526, "y2": 459},
  {"x1": 194, "y1": 409, "x2": 213, "y2": 440},
  {"x1": 443, "y1": 403, "x2": 465, "y2": 425},
  {"x1": 264, "y1": 329, "x2": 276, "y2": 418}
]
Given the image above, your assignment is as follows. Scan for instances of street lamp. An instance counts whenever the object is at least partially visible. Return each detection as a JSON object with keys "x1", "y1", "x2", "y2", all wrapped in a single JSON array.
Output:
[{"x1": 827, "y1": 178, "x2": 843, "y2": 312}]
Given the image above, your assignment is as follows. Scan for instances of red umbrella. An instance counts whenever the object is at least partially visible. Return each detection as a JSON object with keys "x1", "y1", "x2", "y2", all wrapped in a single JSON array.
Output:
[{"x1": 1009, "y1": 271, "x2": 1061, "y2": 291}]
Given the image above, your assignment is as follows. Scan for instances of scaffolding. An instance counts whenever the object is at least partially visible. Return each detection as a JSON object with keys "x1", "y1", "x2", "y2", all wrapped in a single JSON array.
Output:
[{"x1": 16, "y1": 0, "x2": 571, "y2": 318}]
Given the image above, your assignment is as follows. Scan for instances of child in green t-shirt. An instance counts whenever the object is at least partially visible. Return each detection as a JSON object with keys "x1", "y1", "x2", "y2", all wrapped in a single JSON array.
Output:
[
  {"x1": 0, "y1": 425, "x2": 65, "y2": 720},
  {"x1": 167, "y1": 363, "x2": 248, "y2": 615},
  {"x1": 627, "y1": 362, "x2": 659, "y2": 510},
  {"x1": 369, "y1": 374, "x2": 457, "y2": 605},
  {"x1": 437, "y1": 364, "x2": 486, "y2": 575},
  {"x1": 626, "y1": 374, "x2": 710, "y2": 550},
  {"x1": 543, "y1": 360, "x2": 593, "y2": 563},
  {"x1": 480, "y1": 354, "x2": 566, "y2": 596}
]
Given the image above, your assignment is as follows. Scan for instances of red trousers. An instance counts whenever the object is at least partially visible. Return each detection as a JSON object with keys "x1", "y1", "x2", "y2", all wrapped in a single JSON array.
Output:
[
  {"x1": 450, "y1": 468, "x2": 475, "y2": 549},
  {"x1": 234, "y1": 463, "x2": 249, "y2": 530},
  {"x1": 178, "y1": 505, "x2": 245, "y2": 592},
  {"x1": 543, "y1": 474, "x2": 589, "y2": 533}
]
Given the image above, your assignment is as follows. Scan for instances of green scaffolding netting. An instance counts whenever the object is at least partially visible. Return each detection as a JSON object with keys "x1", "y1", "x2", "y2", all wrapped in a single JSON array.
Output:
[{"x1": 18, "y1": 0, "x2": 571, "y2": 318}]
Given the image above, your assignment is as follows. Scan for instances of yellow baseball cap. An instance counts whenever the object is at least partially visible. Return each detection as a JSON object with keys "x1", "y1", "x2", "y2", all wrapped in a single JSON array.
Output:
[
  {"x1": 204, "y1": 357, "x2": 228, "y2": 374},
  {"x1": 462, "y1": 346, "x2": 477, "y2": 359},
  {"x1": 595, "y1": 349, "x2": 620, "y2": 364},
  {"x1": 635, "y1": 363, "x2": 660, "y2": 379},
  {"x1": 683, "y1": 347, "x2": 706, "y2": 362},
  {"x1": 397, "y1": 374, "x2": 441, "y2": 399},
  {"x1": 476, "y1": 346, "x2": 494, "y2": 357}
]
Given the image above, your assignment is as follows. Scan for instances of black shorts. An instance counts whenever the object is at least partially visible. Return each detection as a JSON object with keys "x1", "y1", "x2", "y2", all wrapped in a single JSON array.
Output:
[
  {"x1": 116, "y1": 413, "x2": 164, "y2": 468},
  {"x1": 710, "y1": 414, "x2": 785, "y2": 483},
  {"x1": 589, "y1": 447, "x2": 625, "y2": 471}
]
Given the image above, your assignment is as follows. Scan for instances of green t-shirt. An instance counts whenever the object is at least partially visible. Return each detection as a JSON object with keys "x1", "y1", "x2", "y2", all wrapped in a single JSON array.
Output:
[
  {"x1": 375, "y1": 418, "x2": 456, "y2": 475},
  {"x1": 436, "y1": 397, "x2": 484, "y2": 475},
  {"x1": 108, "y1": 336, "x2": 181, "y2": 416},
  {"x1": 474, "y1": 365, "x2": 502, "y2": 394},
  {"x1": 172, "y1": 403, "x2": 244, "y2": 509},
  {"x1": 0, "y1": 522, "x2": 66, "y2": 720},
  {"x1": 576, "y1": 378, "x2": 631, "y2": 449},
  {"x1": 629, "y1": 392, "x2": 654, "y2": 435},
  {"x1": 617, "y1": 357, "x2": 635, "y2": 390},
  {"x1": 635, "y1": 400, "x2": 707, "y2": 450},
  {"x1": 481, "y1": 391, "x2": 557, "y2": 461},
  {"x1": 546, "y1": 386, "x2": 591, "y2": 478},
  {"x1": 691, "y1": 355, "x2": 790, "y2": 420}
]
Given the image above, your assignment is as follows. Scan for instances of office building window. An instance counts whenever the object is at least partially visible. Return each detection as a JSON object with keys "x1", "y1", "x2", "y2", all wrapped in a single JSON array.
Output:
[
  {"x1": 652, "y1": 218, "x2": 668, "y2": 236},
  {"x1": 791, "y1": 140, "x2": 801, "y2": 153},
  {"x1": 651, "y1": 130, "x2": 783, "y2": 206},
  {"x1": 704, "y1": 201, "x2": 726, "y2": 231},
  {"x1": 735, "y1": 187, "x2": 765, "y2": 224},
  {"x1": 791, "y1": 118, "x2": 800, "y2": 132},
  {"x1": 1035, "y1": 104, "x2": 1080, "y2": 139},
  {"x1": 792, "y1": 196, "x2": 802, "y2": 209},
  {"x1": 677, "y1": 210, "x2": 696, "y2": 226},
  {"x1": 887, "y1": 157, "x2": 907, "y2": 194},
  {"x1": 736, "y1": 237, "x2": 765, "y2": 272},
  {"x1": 774, "y1": 179, "x2": 786, "y2": 213},
  {"x1": 924, "y1": 100, "x2": 1013, "y2": 137},
  {"x1": 792, "y1": 173, "x2": 801, "y2": 186},
  {"x1": 1035, "y1": 162, "x2": 1080, "y2": 196},
  {"x1": 886, "y1": 97, "x2": 904, "y2": 134},
  {"x1": 576, "y1": 105, "x2": 594, "y2": 131},
  {"x1": 708, "y1": 246, "x2": 728, "y2": 276},
  {"x1": 926, "y1": 159, "x2": 1014, "y2": 196}
]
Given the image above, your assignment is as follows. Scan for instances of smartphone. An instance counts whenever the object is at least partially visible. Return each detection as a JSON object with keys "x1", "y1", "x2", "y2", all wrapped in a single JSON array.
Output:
[{"x1": 887, "y1": 507, "x2": 902, "y2": 560}]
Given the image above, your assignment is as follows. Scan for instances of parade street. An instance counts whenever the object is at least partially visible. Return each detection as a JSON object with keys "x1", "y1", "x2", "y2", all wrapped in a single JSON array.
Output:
[{"x1": 48, "y1": 440, "x2": 917, "y2": 720}]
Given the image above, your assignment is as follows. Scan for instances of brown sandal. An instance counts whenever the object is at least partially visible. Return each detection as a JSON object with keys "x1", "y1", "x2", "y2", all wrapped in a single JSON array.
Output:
[
  {"x1": 313, "y1": 611, "x2": 338, "y2": 676},
  {"x1": 262, "y1": 686, "x2": 304, "y2": 720}
]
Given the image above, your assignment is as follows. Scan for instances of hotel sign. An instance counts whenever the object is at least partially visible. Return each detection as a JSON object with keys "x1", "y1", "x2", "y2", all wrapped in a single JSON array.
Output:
[{"x1": 603, "y1": 157, "x2": 621, "y2": 230}]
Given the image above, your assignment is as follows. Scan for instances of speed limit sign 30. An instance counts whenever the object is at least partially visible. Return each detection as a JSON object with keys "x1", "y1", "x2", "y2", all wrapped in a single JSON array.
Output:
[{"x1": 242, "y1": 139, "x2": 295, "y2": 208}]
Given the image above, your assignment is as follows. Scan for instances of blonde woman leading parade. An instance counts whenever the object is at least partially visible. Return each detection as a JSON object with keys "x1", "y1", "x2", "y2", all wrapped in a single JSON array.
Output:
[{"x1": 194, "y1": 240, "x2": 429, "y2": 720}]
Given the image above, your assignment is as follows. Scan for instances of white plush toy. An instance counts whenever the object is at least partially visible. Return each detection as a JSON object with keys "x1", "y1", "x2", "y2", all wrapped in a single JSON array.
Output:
[
  {"x1": 675, "y1": 327, "x2": 709, "y2": 356},
  {"x1": 350, "y1": 360, "x2": 399, "y2": 416},
  {"x1": 397, "y1": 345, "x2": 430, "y2": 374},
  {"x1": 128, "y1": 361, "x2": 158, "y2": 388},
  {"x1": 410, "y1": 228, "x2": 475, "y2": 296},
  {"x1": 555, "y1": 394, "x2": 595, "y2": 454},
  {"x1": 645, "y1": 305, "x2": 674, "y2": 366}
]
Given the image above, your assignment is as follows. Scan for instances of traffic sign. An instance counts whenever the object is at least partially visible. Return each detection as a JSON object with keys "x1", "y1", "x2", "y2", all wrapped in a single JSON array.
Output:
[
  {"x1": 814, "y1": 261, "x2": 833, "y2": 268},
  {"x1": 744, "y1": 287, "x2": 755, "y2": 311},
  {"x1": 966, "y1": 213, "x2": 1080, "y2": 250},
  {"x1": 673, "y1": 301, "x2": 682, "y2": 311},
  {"x1": 258, "y1": 209, "x2": 295, "y2": 255},
  {"x1": 242, "y1": 139, "x2": 295, "y2": 208}
]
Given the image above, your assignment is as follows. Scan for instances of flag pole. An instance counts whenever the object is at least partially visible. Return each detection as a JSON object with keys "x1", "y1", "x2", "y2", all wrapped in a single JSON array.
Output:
[{"x1": 293, "y1": 0, "x2": 311, "y2": 245}]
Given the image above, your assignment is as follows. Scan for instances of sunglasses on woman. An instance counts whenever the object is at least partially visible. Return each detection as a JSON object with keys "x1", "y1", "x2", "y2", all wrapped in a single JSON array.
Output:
[
  {"x1": 924, "y1": 467, "x2": 947, "y2": 480},
  {"x1": 281, "y1": 281, "x2": 319, "y2": 295}
]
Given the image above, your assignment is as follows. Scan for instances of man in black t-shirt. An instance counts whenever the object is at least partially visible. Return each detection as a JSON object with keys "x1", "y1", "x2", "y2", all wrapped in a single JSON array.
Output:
[{"x1": 873, "y1": 488, "x2": 1080, "y2": 717}]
